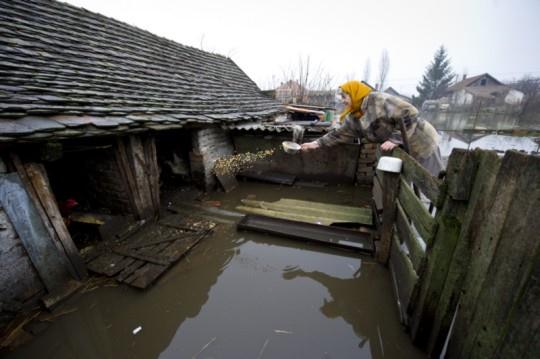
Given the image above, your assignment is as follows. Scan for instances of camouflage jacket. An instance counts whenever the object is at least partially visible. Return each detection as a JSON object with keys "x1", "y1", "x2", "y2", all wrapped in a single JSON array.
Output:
[{"x1": 317, "y1": 92, "x2": 439, "y2": 159}]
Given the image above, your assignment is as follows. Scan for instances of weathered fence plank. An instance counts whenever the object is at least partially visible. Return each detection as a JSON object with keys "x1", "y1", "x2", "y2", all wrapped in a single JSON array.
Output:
[
  {"x1": 398, "y1": 178, "x2": 436, "y2": 243},
  {"x1": 393, "y1": 148, "x2": 441, "y2": 204},
  {"x1": 446, "y1": 151, "x2": 529, "y2": 357},
  {"x1": 376, "y1": 170, "x2": 400, "y2": 263},
  {"x1": 410, "y1": 150, "x2": 471, "y2": 349},
  {"x1": 389, "y1": 233, "x2": 419, "y2": 325},
  {"x1": 460, "y1": 152, "x2": 540, "y2": 358},
  {"x1": 426, "y1": 150, "x2": 501, "y2": 356},
  {"x1": 395, "y1": 201, "x2": 425, "y2": 272},
  {"x1": 495, "y1": 251, "x2": 540, "y2": 359},
  {"x1": 0, "y1": 173, "x2": 71, "y2": 292}
]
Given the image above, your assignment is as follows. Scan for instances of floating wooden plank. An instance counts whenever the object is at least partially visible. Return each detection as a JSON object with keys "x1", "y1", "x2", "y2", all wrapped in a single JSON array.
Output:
[
  {"x1": 389, "y1": 233, "x2": 419, "y2": 326},
  {"x1": 0, "y1": 173, "x2": 72, "y2": 292},
  {"x1": 393, "y1": 148, "x2": 442, "y2": 204},
  {"x1": 398, "y1": 178, "x2": 436, "y2": 243},
  {"x1": 239, "y1": 198, "x2": 372, "y2": 226},
  {"x1": 238, "y1": 170, "x2": 296, "y2": 185},
  {"x1": 396, "y1": 201, "x2": 425, "y2": 272},
  {"x1": 24, "y1": 163, "x2": 88, "y2": 280},
  {"x1": 237, "y1": 214, "x2": 374, "y2": 254}
]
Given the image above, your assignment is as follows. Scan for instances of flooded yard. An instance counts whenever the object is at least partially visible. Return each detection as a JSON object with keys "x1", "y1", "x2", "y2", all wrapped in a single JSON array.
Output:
[{"x1": 4, "y1": 183, "x2": 424, "y2": 359}]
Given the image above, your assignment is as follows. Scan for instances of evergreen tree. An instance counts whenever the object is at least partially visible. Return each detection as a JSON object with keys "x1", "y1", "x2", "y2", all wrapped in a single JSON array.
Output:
[{"x1": 415, "y1": 46, "x2": 455, "y2": 106}]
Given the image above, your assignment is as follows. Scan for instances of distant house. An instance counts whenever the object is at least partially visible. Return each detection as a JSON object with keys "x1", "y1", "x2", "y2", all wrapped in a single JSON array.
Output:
[
  {"x1": 384, "y1": 87, "x2": 412, "y2": 103},
  {"x1": 275, "y1": 80, "x2": 306, "y2": 104},
  {"x1": 444, "y1": 73, "x2": 524, "y2": 106}
]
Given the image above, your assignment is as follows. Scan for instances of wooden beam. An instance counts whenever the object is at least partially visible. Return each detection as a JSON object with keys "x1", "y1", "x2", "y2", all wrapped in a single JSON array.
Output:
[
  {"x1": 376, "y1": 170, "x2": 400, "y2": 264},
  {"x1": 24, "y1": 163, "x2": 88, "y2": 280},
  {"x1": 398, "y1": 178, "x2": 437, "y2": 244}
]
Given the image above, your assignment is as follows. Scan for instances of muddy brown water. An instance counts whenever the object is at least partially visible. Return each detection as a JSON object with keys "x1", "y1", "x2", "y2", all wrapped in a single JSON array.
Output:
[{"x1": 5, "y1": 182, "x2": 425, "y2": 359}]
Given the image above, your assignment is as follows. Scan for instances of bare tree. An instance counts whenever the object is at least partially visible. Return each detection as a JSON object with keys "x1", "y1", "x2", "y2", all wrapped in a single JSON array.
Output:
[
  {"x1": 362, "y1": 58, "x2": 371, "y2": 84},
  {"x1": 378, "y1": 49, "x2": 390, "y2": 90}
]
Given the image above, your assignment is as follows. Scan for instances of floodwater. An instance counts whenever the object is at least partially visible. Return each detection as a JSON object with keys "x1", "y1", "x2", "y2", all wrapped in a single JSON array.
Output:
[
  {"x1": 5, "y1": 182, "x2": 425, "y2": 359},
  {"x1": 438, "y1": 131, "x2": 539, "y2": 160}
]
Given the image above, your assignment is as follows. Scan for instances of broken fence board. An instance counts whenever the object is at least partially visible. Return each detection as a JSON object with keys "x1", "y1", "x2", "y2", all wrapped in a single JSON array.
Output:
[
  {"x1": 398, "y1": 178, "x2": 436, "y2": 243},
  {"x1": 0, "y1": 173, "x2": 72, "y2": 292}
]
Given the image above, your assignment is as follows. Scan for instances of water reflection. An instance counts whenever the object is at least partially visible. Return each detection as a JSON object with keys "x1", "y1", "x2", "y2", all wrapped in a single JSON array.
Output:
[{"x1": 281, "y1": 264, "x2": 424, "y2": 359}]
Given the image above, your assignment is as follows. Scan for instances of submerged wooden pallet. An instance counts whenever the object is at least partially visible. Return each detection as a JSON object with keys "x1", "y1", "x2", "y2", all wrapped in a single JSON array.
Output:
[
  {"x1": 236, "y1": 198, "x2": 373, "y2": 226},
  {"x1": 86, "y1": 215, "x2": 215, "y2": 289}
]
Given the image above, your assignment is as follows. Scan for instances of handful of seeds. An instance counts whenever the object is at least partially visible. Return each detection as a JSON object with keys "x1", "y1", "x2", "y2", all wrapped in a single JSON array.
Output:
[{"x1": 214, "y1": 149, "x2": 276, "y2": 176}]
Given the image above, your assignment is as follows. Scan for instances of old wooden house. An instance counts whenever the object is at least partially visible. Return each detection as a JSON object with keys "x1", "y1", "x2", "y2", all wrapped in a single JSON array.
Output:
[{"x1": 0, "y1": 0, "x2": 285, "y2": 329}]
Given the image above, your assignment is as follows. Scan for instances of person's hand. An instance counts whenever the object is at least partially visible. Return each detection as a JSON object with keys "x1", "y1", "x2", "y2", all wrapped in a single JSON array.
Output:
[
  {"x1": 380, "y1": 140, "x2": 398, "y2": 152},
  {"x1": 300, "y1": 141, "x2": 320, "y2": 151}
]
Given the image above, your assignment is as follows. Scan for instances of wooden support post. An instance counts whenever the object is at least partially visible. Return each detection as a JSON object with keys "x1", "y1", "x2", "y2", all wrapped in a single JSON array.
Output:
[
  {"x1": 376, "y1": 170, "x2": 400, "y2": 264},
  {"x1": 24, "y1": 163, "x2": 88, "y2": 280}
]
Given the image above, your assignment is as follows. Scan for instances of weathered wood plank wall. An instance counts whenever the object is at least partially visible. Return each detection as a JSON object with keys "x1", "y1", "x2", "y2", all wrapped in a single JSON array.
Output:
[{"x1": 377, "y1": 147, "x2": 540, "y2": 358}]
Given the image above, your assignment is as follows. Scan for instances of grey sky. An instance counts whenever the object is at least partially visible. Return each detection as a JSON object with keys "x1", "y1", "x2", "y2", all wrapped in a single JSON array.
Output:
[{"x1": 63, "y1": 0, "x2": 540, "y2": 96}]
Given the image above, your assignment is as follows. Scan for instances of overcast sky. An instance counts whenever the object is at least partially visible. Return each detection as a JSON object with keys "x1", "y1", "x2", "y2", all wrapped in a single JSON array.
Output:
[{"x1": 63, "y1": 0, "x2": 540, "y2": 96}]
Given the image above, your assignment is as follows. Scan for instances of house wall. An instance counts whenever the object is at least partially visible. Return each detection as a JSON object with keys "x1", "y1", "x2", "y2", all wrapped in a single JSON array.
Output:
[
  {"x1": 504, "y1": 89, "x2": 524, "y2": 105},
  {"x1": 231, "y1": 132, "x2": 360, "y2": 183},
  {"x1": 191, "y1": 127, "x2": 235, "y2": 191},
  {"x1": 452, "y1": 90, "x2": 474, "y2": 106}
]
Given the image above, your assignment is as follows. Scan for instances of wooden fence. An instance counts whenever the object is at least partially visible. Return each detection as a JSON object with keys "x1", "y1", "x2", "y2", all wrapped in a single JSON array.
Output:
[{"x1": 374, "y1": 147, "x2": 540, "y2": 358}]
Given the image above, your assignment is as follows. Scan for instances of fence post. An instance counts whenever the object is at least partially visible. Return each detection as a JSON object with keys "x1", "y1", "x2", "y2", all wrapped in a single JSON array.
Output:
[{"x1": 376, "y1": 156, "x2": 402, "y2": 264}]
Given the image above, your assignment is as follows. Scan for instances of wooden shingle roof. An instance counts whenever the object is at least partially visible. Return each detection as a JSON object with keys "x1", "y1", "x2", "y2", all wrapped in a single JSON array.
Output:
[{"x1": 0, "y1": 0, "x2": 282, "y2": 143}]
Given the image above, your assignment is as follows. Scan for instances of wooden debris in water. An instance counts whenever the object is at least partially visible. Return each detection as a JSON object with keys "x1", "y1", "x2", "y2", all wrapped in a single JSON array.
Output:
[
  {"x1": 257, "y1": 338, "x2": 270, "y2": 359},
  {"x1": 214, "y1": 149, "x2": 276, "y2": 176}
]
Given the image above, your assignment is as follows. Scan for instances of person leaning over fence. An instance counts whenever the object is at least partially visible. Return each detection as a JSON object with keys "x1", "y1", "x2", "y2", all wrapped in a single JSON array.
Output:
[{"x1": 301, "y1": 80, "x2": 443, "y2": 177}]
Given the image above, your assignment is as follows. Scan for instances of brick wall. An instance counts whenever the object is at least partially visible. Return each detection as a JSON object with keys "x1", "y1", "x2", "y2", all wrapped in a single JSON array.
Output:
[
  {"x1": 356, "y1": 143, "x2": 377, "y2": 185},
  {"x1": 190, "y1": 127, "x2": 234, "y2": 191},
  {"x1": 84, "y1": 152, "x2": 131, "y2": 214}
]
